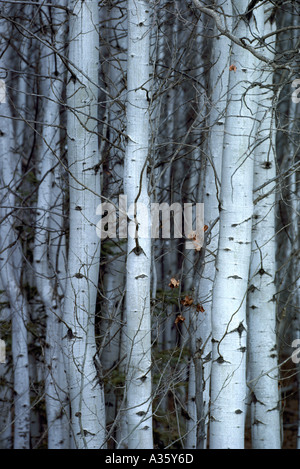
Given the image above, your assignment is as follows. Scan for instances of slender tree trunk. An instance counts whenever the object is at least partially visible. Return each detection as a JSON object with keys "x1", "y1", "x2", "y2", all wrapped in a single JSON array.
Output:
[
  {"x1": 64, "y1": 0, "x2": 106, "y2": 449},
  {"x1": 247, "y1": 4, "x2": 281, "y2": 449},
  {"x1": 0, "y1": 49, "x2": 30, "y2": 449},
  {"x1": 191, "y1": 1, "x2": 232, "y2": 448},
  {"x1": 100, "y1": 4, "x2": 126, "y2": 445},
  {"x1": 124, "y1": 0, "x2": 153, "y2": 449},
  {"x1": 287, "y1": 6, "x2": 300, "y2": 450},
  {"x1": 208, "y1": 1, "x2": 263, "y2": 449},
  {"x1": 34, "y1": 1, "x2": 69, "y2": 448}
]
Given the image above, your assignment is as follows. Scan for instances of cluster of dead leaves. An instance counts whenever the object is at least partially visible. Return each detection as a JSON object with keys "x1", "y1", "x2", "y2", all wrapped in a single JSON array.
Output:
[
  {"x1": 175, "y1": 314, "x2": 185, "y2": 325},
  {"x1": 168, "y1": 278, "x2": 180, "y2": 289},
  {"x1": 168, "y1": 279, "x2": 205, "y2": 325},
  {"x1": 181, "y1": 295, "x2": 193, "y2": 306},
  {"x1": 180, "y1": 295, "x2": 205, "y2": 313},
  {"x1": 196, "y1": 303, "x2": 205, "y2": 313},
  {"x1": 168, "y1": 277, "x2": 205, "y2": 325},
  {"x1": 174, "y1": 299, "x2": 205, "y2": 326},
  {"x1": 229, "y1": 64, "x2": 237, "y2": 72}
]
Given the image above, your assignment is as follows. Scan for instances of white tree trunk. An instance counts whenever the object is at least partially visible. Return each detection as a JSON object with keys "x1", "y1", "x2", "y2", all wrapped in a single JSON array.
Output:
[
  {"x1": 100, "y1": 4, "x2": 127, "y2": 441},
  {"x1": 34, "y1": 1, "x2": 69, "y2": 448},
  {"x1": 124, "y1": 0, "x2": 153, "y2": 449},
  {"x1": 0, "y1": 48, "x2": 30, "y2": 448},
  {"x1": 287, "y1": 7, "x2": 300, "y2": 451},
  {"x1": 208, "y1": 1, "x2": 263, "y2": 449},
  {"x1": 64, "y1": 0, "x2": 106, "y2": 449},
  {"x1": 247, "y1": 4, "x2": 280, "y2": 449},
  {"x1": 191, "y1": 1, "x2": 232, "y2": 448}
]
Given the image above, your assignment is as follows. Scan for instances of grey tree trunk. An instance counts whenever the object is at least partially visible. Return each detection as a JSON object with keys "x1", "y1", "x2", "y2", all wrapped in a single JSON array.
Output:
[
  {"x1": 207, "y1": 1, "x2": 263, "y2": 448},
  {"x1": 124, "y1": 0, "x2": 153, "y2": 449},
  {"x1": 64, "y1": 0, "x2": 106, "y2": 448},
  {"x1": 0, "y1": 29, "x2": 30, "y2": 447}
]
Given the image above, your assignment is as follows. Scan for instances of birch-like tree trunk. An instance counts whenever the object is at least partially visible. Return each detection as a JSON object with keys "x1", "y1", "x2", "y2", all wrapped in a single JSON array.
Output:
[
  {"x1": 100, "y1": 4, "x2": 127, "y2": 443},
  {"x1": 247, "y1": 4, "x2": 281, "y2": 449},
  {"x1": 189, "y1": 1, "x2": 232, "y2": 448},
  {"x1": 286, "y1": 7, "x2": 300, "y2": 450},
  {"x1": 207, "y1": 1, "x2": 263, "y2": 449},
  {"x1": 124, "y1": 0, "x2": 153, "y2": 449},
  {"x1": 64, "y1": 0, "x2": 106, "y2": 449},
  {"x1": 33, "y1": 0, "x2": 69, "y2": 448},
  {"x1": 0, "y1": 13, "x2": 30, "y2": 447}
]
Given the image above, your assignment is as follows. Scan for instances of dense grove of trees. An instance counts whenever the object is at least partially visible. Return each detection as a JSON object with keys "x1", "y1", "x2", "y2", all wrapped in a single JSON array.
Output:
[{"x1": 0, "y1": 0, "x2": 299, "y2": 449}]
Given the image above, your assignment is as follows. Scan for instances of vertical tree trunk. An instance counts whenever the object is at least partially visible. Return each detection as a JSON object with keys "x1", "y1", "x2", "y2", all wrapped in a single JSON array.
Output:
[
  {"x1": 192, "y1": 1, "x2": 232, "y2": 448},
  {"x1": 64, "y1": 0, "x2": 106, "y2": 449},
  {"x1": 287, "y1": 6, "x2": 300, "y2": 451},
  {"x1": 208, "y1": 1, "x2": 263, "y2": 449},
  {"x1": 124, "y1": 0, "x2": 153, "y2": 449},
  {"x1": 100, "y1": 4, "x2": 127, "y2": 445},
  {"x1": 34, "y1": 0, "x2": 69, "y2": 449},
  {"x1": 247, "y1": 3, "x2": 281, "y2": 449},
  {"x1": 0, "y1": 19, "x2": 30, "y2": 446}
]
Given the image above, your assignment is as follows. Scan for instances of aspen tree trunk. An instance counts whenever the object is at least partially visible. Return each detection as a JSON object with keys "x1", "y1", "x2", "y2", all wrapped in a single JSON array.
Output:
[
  {"x1": 188, "y1": 2, "x2": 232, "y2": 448},
  {"x1": 20, "y1": 30, "x2": 42, "y2": 443},
  {"x1": 150, "y1": 1, "x2": 167, "y2": 361},
  {"x1": 247, "y1": 4, "x2": 281, "y2": 449},
  {"x1": 64, "y1": 0, "x2": 106, "y2": 448},
  {"x1": 207, "y1": 1, "x2": 263, "y2": 449},
  {"x1": 124, "y1": 0, "x2": 153, "y2": 449},
  {"x1": 0, "y1": 20, "x2": 30, "y2": 446},
  {"x1": 184, "y1": 19, "x2": 206, "y2": 450},
  {"x1": 291, "y1": 166, "x2": 300, "y2": 450},
  {"x1": 160, "y1": 8, "x2": 179, "y2": 354},
  {"x1": 34, "y1": 0, "x2": 69, "y2": 448},
  {"x1": 287, "y1": 7, "x2": 300, "y2": 450},
  {"x1": 100, "y1": 4, "x2": 126, "y2": 442}
]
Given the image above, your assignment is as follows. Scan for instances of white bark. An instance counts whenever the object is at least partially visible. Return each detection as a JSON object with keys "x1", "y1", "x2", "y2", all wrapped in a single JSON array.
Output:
[
  {"x1": 124, "y1": 0, "x2": 153, "y2": 449},
  {"x1": 100, "y1": 4, "x2": 127, "y2": 441},
  {"x1": 209, "y1": 1, "x2": 263, "y2": 449},
  {"x1": 191, "y1": 2, "x2": 232, "y2": 448},
  {"x1": 247, "y1": 5, "x2": 281, "y2": 449},
  {"x1": 287, "y1": 8, "x2": 300, "y2": 451},
  {"x1": 291, "y1": 166, "x2": 300, "y2": 450},
  {"x1": 0, "y1": 75, "x2": 30, "y2": 449},
  {"x1": 0, "y1": 13, "x2": 30, "y2": 446},
  {"x1": 64, "y1": 0, "x2": 106, "y2": 449},
  {"x1": 34, "y1": 1, "x2": 69, "y2": 449}
]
